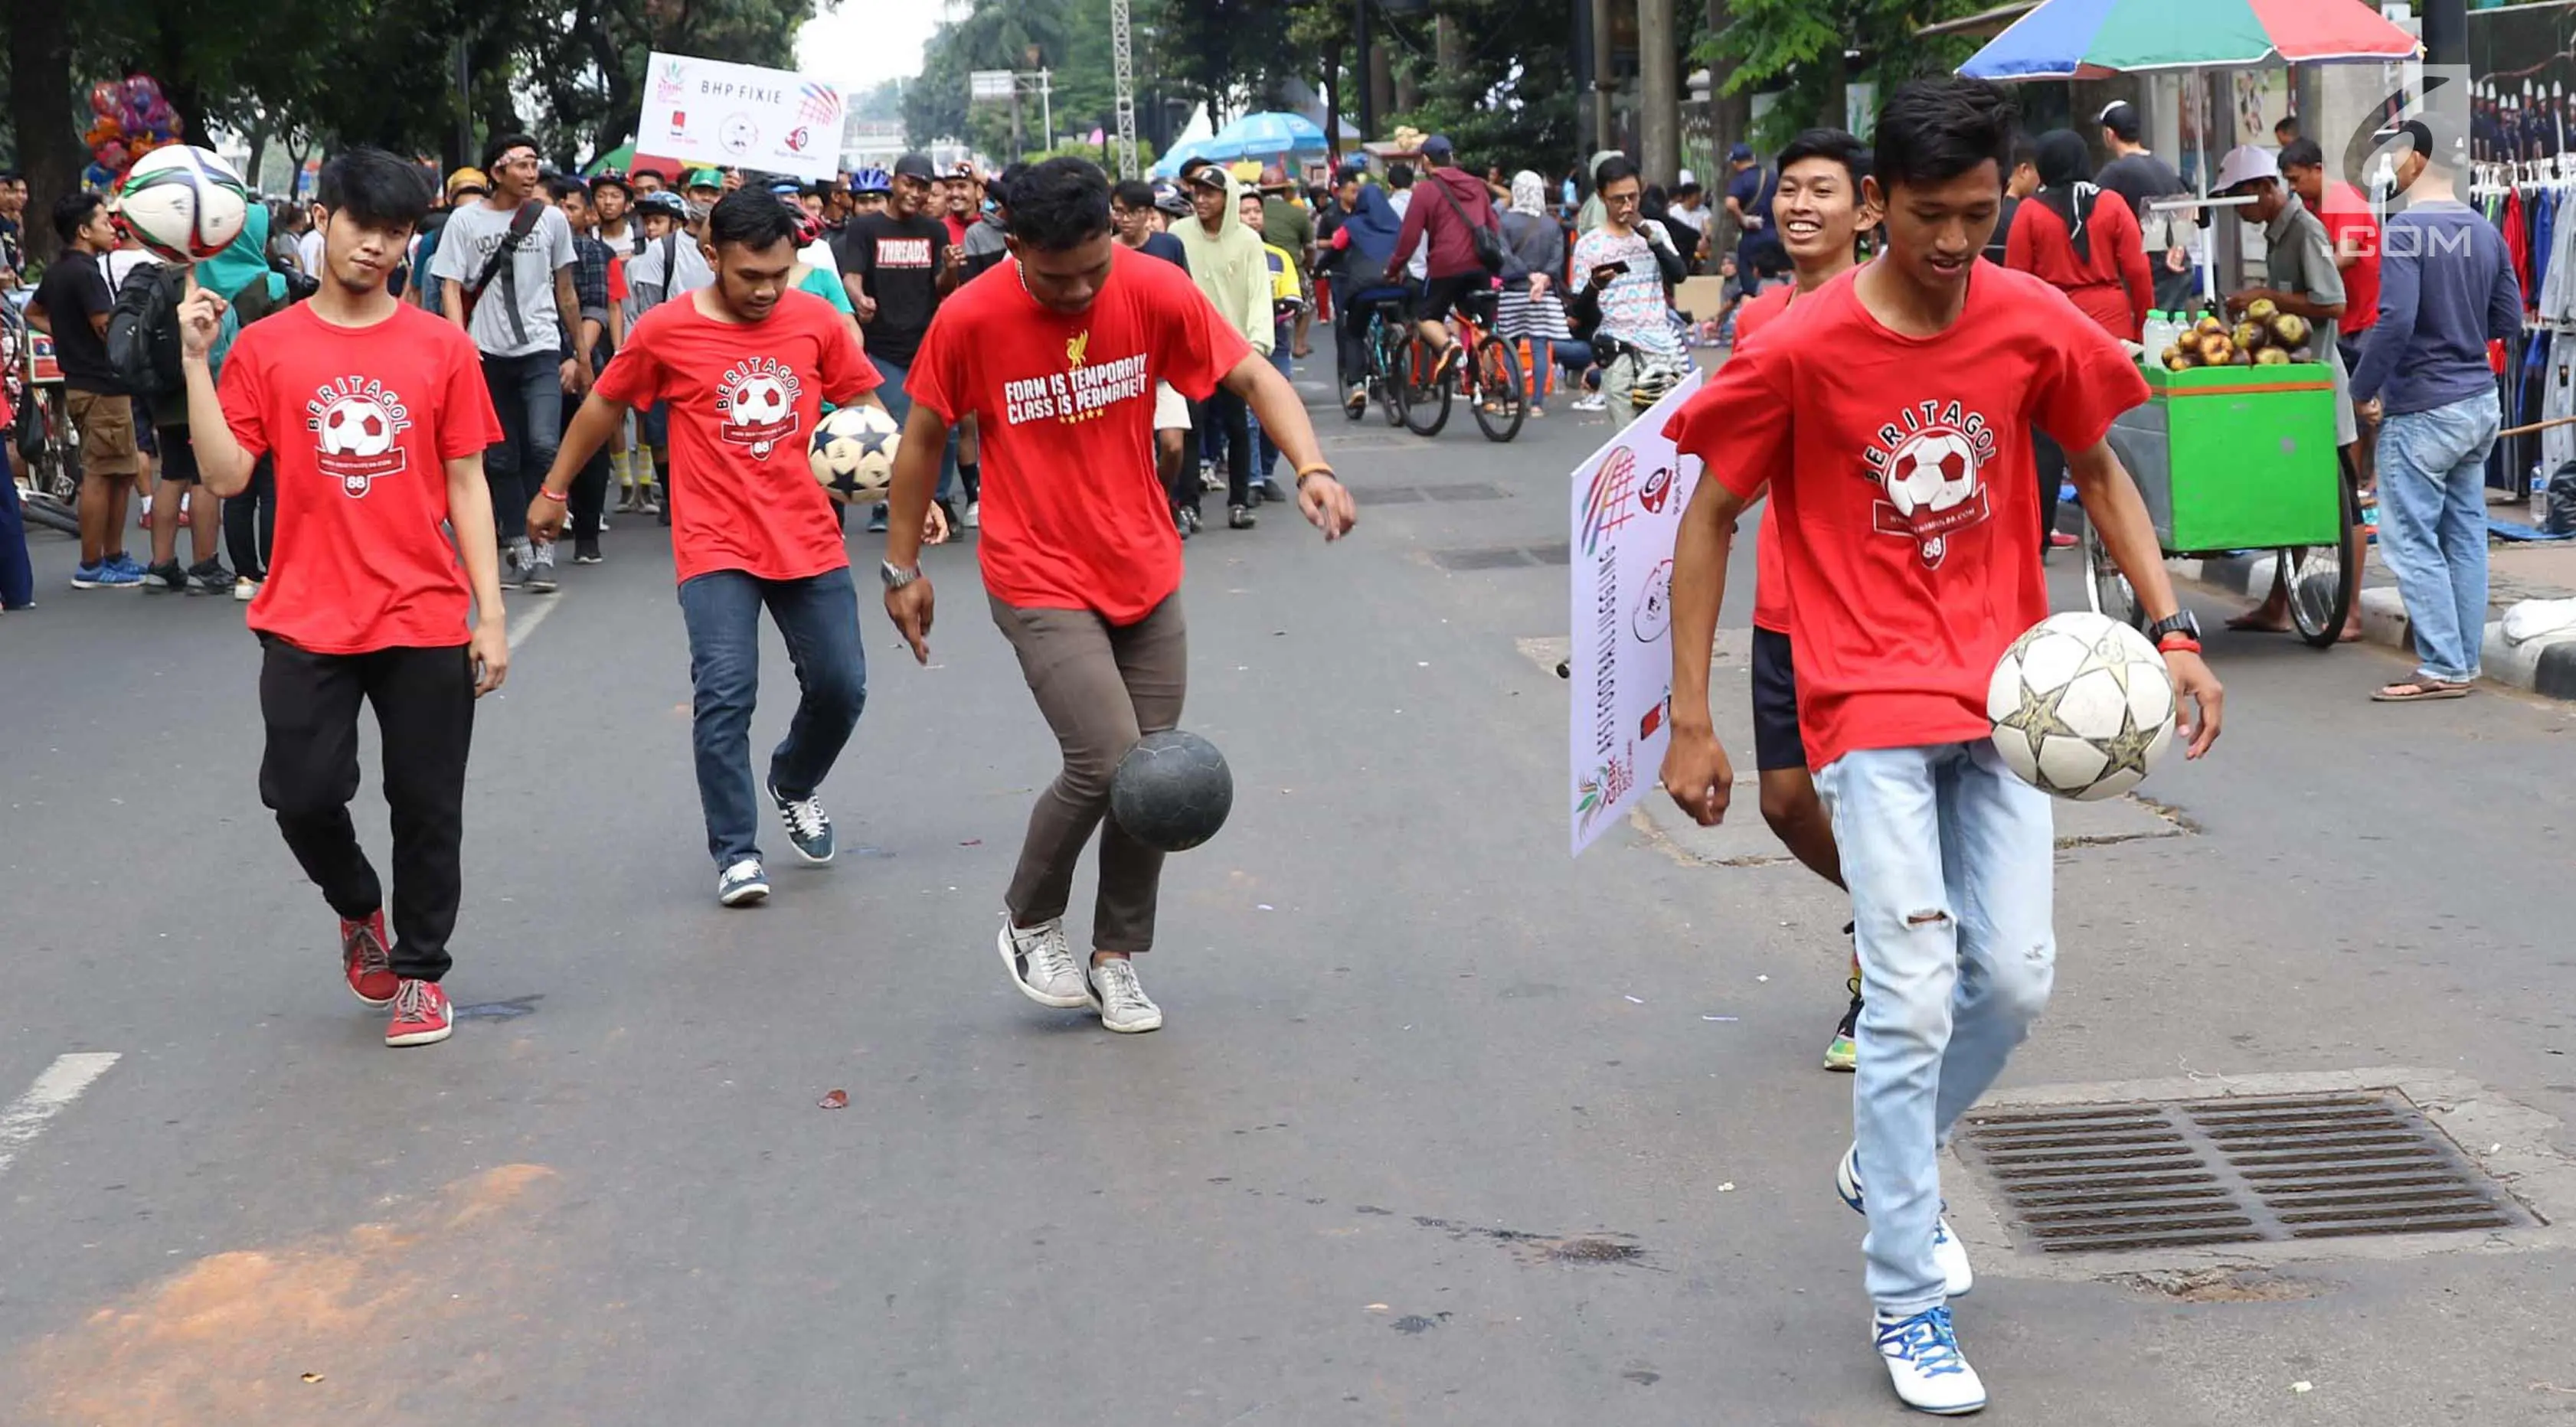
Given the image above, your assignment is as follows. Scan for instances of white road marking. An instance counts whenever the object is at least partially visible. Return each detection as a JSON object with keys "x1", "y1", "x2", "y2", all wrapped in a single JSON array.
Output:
[
  {"x1": 506, "y1": 598, "x2": 561, "y2": 650},
  {"x1": 0, "y1": 1052, "x2": 120, "y2": 1178}
]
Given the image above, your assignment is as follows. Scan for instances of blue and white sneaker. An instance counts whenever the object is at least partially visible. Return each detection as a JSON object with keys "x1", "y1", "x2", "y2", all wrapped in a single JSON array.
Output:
[
  {"x1": 767, "y1": 782, "x2": 835, "y2": 864},
  {"x1": 718, "y1": 858, "x2": 770, "y2": 907},
  {"x1": 1875, "y1": 1305, "x2": 1986, "y2": 1415},
  {"x1": 72, "y1": 559, "x2": 145, "y2": 589},
  {"x1": 1838, "y1": 1142, "x2": 1973, "y2": 1298}
]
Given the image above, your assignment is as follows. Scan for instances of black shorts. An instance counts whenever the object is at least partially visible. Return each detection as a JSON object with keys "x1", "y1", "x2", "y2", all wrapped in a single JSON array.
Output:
[
  {"x1": 155, "y1": 426, "x2": 200, "y2": 484},
  {"x1": 1415, "y1": 273, "x2": 1487, "y2": 325},
  {"x1": 1750, "y1": 625, "x2": 1808, "y2": 773}
]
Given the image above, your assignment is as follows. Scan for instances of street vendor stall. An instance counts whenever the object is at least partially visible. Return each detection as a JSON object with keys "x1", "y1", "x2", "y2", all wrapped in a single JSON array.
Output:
[{"x1": 1961, "y1": 0, "x2": 2419, "y2": 647}]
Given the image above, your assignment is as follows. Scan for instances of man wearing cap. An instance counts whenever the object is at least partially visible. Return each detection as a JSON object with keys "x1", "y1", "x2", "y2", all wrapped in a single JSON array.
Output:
[
  {"x1": 836, "y1": 153, "x2": 963, "y2": 533},
  {"x1": 2348, "y1": 117, "x2": 2524, "y2": 702},
  {"x1": 411, "y1": 168, "x2": 488, "y2": 309},
  {"x1": 1175, "y1": 158, "x2": 1275, "y2": 531},
  {"x1": 942, "y1": 164, "x2": 979, "y2": 250},
  {"x1": 2215, "y1": 142, "x2": 2365, "y2": 643},
  {"x1": 1259, "y1": 164, "x2": 1318, "y2": 359},
  {"x1": 683, "y1": 168, "x2": 724, "y2": 222},
  {"x1": 1388, "y1": 136, "x2": 1501, "y2": 384},
  {"x1": 2097, "y1": 100, "x2": 2195, "y2": 310}
]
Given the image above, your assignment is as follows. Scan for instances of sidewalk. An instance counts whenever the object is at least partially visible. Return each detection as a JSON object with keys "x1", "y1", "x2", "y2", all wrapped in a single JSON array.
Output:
[{"x1": 2171, "y1": 504, "x2": 2576, "y2": 703}]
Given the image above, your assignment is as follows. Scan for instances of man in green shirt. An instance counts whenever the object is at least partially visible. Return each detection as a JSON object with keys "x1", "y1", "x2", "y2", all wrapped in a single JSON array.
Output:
[{"x1": 1259, "y1": 165, "x2": 1316, "y2": 359}]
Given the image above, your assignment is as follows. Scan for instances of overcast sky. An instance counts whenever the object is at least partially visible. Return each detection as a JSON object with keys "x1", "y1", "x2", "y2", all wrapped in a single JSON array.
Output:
[{"x1": 797, "y1": 0, "x2": 949, "y2": 96}]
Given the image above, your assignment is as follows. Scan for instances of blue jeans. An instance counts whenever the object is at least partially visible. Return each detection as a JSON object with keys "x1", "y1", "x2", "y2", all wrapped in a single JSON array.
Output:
[
  {"x1": 0, "y1": 440, "x2": 32, "y2": 609},
  {"x1": 482, "y1": 351, "x2": 564, "y2": 546},
  {"x1": 2375, "y1": 393, "x2": 2501, "y2": 684},
  {"x1": 675, "y1": 566, "x2": 868, "y2": 867},
  {"x1": 867, "y1": 353, "x2": 959, "y2": 501},
  {"x1": 1253, "y1": 328, "x2": 1293, "y2": 477},
  {"x1": 1816, "y1": 741, "x2": 2056, "y2": 1318}
]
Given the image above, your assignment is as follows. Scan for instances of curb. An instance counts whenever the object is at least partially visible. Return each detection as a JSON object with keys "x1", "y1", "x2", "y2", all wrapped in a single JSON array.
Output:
[{"x1": 2171, "y1": 553, "x2": 2576, "y2": 703}]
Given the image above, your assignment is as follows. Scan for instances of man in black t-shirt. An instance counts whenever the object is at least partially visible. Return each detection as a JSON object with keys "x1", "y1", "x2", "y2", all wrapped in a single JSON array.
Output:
[
  {"x1": 2095, "y1": 100, "x2": 2196, "y2": 309},
  {"x1": 835, "y1": 152, "x2": 963, "y2": 531},
  {"x1": 28, "y1": 192, "x2": 145, "y2": 586}
]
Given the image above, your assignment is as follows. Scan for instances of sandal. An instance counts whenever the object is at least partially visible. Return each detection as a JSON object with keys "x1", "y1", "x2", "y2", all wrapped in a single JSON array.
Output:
[{"x1": 2371, "y1": 678, "x2": 2473, "y2": 702}]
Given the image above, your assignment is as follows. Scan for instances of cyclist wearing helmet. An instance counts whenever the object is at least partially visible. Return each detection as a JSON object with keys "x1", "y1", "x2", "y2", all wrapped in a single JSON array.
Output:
[{"x1": 851, "y1": 167, "x2": 891, "y2": 217}]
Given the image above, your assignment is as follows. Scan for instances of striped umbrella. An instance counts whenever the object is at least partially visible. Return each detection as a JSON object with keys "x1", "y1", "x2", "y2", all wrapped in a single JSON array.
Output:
[{"x1": 1960, "y1": 0, "x2": 2418, "y2": 81}]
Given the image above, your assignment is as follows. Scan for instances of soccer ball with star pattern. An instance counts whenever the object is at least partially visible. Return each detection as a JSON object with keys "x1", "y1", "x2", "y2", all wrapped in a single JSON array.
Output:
[
  {"x1": 807, "y1": 403, "x2": 902, "y2": 505},
  {"x1": 1986, "y1": 612, "x2": 2176, "y2": 802}
]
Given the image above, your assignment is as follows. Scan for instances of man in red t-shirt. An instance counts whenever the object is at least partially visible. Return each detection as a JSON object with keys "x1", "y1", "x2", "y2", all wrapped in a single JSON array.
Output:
[
  {"x1": 177, "y1": 149, "x2": 510, "y2": 1050},
  {"x1": 1722, "y1": 126, "x2": 1878, "y2": 1075},
  {"x1": 1660, "y1": 80, "x2": 2224, "y2": 1414},
  {"x1": 881, "y1": 158, "x2": 1356, "y2": 1035},
  {"x1": 535, "y1": 191, "x2": 901, "y2": 909}
]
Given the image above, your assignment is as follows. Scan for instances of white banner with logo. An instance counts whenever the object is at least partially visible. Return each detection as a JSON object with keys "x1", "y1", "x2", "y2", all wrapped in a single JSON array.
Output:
[
  {"x1": 1568, "y1": 371, "x2": 1706, "y2": 857},
  {"x1": 642, "y1": 51, "x2": 845, "y2": 181}
]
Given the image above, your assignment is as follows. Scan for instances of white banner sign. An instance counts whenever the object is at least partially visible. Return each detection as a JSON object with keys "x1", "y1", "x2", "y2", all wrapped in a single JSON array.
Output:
[
  {"x1": 1568, "y1": 371, "x2": 1707, "y2": 857},
  {"x1": 643, "y1": 51, "x2": 845, "y2": 181}
]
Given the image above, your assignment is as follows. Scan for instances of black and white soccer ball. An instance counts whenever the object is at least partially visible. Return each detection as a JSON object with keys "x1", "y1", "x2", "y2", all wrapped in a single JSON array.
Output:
[
  {"x1": 119, "y1": 145, "x2": 250, "y2": 263},
  {"x1": 807, "y1": 403, "x2": 901, "y2": 505},
  {"x1": 1987, "y1": 611, "x2": 2176, "y2": 802},
  {"x1": 1108, "y1": 730, "x2": 1234, "y2": 852}
]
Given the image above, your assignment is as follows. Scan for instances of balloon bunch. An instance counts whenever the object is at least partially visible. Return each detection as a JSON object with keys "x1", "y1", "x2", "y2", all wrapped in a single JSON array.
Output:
[{"x1": 81, "y1": 73, "x2": 184, "y2": 191}]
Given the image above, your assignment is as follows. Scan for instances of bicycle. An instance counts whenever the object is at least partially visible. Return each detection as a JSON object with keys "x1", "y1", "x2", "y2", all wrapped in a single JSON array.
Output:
[
  {"x1": 1393, "y1": 289, "x2": 1526, "y2": 443},
  {"x1": 3, "y1": 296, "x2": 77, "y2": 537},
  {"x1": 1348, "y1": 294, "x2": 1411, "y2": 430}
]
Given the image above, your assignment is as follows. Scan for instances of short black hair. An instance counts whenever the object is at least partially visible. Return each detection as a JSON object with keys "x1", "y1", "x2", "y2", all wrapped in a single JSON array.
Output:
[
  {"x1": 315, "y1": 148, "x2": 433, "y2": 233},
  {"x1": 1110, "y1": 178, "x2": 1156, "y2": 211},
  {"x1": 482, "y1": 132, "x2": 541, "y2": 171},
  {"x1": 51, "y1": 191, "x2": 104, "y2": 245},
  {"x1": 545, "y1": 175, "x2": 589, "y2": 203},
  {"x1": 1007, "y1": 157, "x2": 1113, "y2": 250},
  {"x1": 0, "y1": 169, "x2": 24, "y2": 185},
  {"x1": 1776, "y1": 128, "x2": 1872, "y2": 187},
  {"x1": 990, "y1": 161, "x2": 1031, "y2": 216},
  {"x1": 2278, "y1": 137, "x2": 2326, "y2": 172},
  {"x1": 2099, "y1": 100, "x2": 2143, "y2": 144},
  {"x1": 2274, "y1": 115, "x2": 2301, "y2": 138},
  {"x1": 1874, "y1": 78, "x2": 2018, "y2": 193},
  {"x1": 1387, "y1": 162, "x2": 1415, "y2": 189},
  {"x1": 704, "y1": 187, "x2": 799, "y2": 252},
  {"x1": 1177, "y1": 156, "x2": 1215, "y2": 181},
  {"x1": 1594, "y1": 155, "x2": 1643, "y2": 192},
  {"x1": 2011, "y1": 135, "x2": 2040, "y2": 172}
]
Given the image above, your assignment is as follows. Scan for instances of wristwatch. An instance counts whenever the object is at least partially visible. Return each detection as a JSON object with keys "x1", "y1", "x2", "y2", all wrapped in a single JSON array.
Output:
[
  {"x1": 2145, "y1": 610, "x2": 2202, "y2": 645},
  {"x1": 880, "y1": 560, "x2": 922, "y2": 591}
]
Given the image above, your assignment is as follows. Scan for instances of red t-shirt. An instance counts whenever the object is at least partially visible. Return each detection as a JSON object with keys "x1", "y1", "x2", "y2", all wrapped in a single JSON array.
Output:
[
  {"x1": 1667, "y1": 265, "x2": 2149, "y2": 769},
  {"x1": 907, "y1": 245, "x2": 1252, "y2": 622},
  {"x1": 2319, "y1": 180, "x2": 2381, "y2": 334},
  {"x1": 220, "y1": 302, "x2": 501, "y2": 654},
  {"x1": 1729, "y1": 286, "x2": 1795, "y2": 633},
  {"x1": 594, "y1": 288, "x2": 880, "y2": 584}
]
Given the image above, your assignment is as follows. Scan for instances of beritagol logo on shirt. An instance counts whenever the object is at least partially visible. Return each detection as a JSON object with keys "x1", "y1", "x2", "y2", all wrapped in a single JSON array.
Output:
[
  {"x1": 1861, "y1": 400, "x2": 1998, "y2": 569},
  {"x1": 306, "y1": 378, "x2": 414, "y2": 498},
  {"x1": 716, "y1": 357, "x2": 803, "y2": 457}
]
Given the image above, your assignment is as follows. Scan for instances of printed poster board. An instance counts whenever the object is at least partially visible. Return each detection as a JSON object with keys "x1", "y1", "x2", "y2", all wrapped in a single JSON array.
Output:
[
  {"x1": 1568, "y1": 370, "x2": 1707, "y2": 856},
  {"x1": 643, "y1": 51, "x2": 845, "y2": 181}
]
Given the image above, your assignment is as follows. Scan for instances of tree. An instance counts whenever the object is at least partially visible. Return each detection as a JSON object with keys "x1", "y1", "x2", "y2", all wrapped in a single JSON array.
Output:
[{"x1": 1702, "y1": 0, "x2": 1989, "y2": 145}]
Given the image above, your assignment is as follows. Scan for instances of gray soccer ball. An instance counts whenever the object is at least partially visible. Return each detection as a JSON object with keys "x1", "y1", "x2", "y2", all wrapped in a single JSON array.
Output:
[{"x1": 1109, "y1": 730, "x2": 1234, "y2": 852}]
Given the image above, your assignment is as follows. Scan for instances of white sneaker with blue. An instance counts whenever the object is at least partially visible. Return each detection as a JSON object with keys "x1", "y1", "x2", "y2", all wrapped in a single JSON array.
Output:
[
  {"x1": 767, "y1": 782, "x2": 835, "y2": 864},
  {"x1": 1837, "y1": 1141, "x2": 1973, "y2": 1298},
  {"x1": 1875, "y1": 1305, "x2": 1986, "y2": 1415},
  {"x1": 718, "y1": 858, "x2": 770, "y2": 907}
]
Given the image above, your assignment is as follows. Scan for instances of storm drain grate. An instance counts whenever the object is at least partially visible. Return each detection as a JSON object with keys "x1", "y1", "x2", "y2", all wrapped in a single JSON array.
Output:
[
  {"x1": 1956, "y1": 1092, "x2": 2529, "y2": 1255},
  {"x1": 1368, "y1": 482, "x2": 1512, "y2": 505},
  {"x1": 1426, "y1": 541, "x2": 1571, "y2": 570}
]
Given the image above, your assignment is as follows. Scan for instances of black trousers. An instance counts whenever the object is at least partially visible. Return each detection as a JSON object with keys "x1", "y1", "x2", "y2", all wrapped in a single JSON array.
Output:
[
  {"x1": 1186, "y1": 389, "x2": 1251, "y2": 512},
  {"x1": 563, "y1": 390, "x2": 613, "y2": 540},
  {"x1": 258, "y1": 637, "x2": 476, "y2": 981},
  {"x1": 2032, "y1": 429, "x2": 2066, "y2": 550},
  {"x1": 223, "y1": 456, "x2": 276, "y2": 579}
]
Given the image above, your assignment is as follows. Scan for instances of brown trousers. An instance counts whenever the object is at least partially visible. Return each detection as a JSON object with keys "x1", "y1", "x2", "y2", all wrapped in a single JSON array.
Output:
[{"x1": 990, "y1": 593, "x2": 1188, "y2": 954}]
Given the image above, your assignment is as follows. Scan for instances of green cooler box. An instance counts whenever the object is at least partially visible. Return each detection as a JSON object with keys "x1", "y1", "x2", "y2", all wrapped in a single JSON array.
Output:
[{"x1": 2102, "y1": 361, "x2": 2341, "y2": 553}]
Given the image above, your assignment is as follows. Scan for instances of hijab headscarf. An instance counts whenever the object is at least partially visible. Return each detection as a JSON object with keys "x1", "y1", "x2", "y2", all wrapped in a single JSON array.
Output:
[
  {"x1": 198, "y1": 200, "x2": 280, "y2": 305},
  {"x1": 1340, "y1": 182, "x2": 1403, "y2": 270},
  {"x1": 1510, "y1": 170, "x2": 1548, "y2": 217},
  {"x1": 2032, "y1": 128, "x2": 2100, "y2": 264}
]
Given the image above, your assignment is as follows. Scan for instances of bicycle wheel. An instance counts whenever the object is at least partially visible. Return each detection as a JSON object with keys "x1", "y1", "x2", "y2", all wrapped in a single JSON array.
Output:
[
  {"x1": 2081, "y1": 508, "x2": 2144, "y2": 630},
  {"x1": 1398, "y1": 334, "x2": 1452, "y2": 438},
  {"x1": 1469, "y1": 336, "x2": 1526, "y2": 443},
  {"x1": 2283, "y1": 453, "x2": 2361, "y2": 649},
  {"x1": 1375, "y1": 327, "x2": 1408, "y2": 429}
]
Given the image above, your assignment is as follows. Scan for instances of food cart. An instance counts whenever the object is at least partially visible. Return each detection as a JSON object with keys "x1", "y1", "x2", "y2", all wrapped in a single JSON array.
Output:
[{"x1": 1960, "y1": 0, "x2": 2418, "y2": 647}]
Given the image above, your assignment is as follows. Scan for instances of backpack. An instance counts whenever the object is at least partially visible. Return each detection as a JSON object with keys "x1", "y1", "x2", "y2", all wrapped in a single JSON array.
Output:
[
  {"x1": 106, "y1": 263, "x2": 188, "y2": 402},
  {"x1": 460, "y1": 201, "x2": 544, "y2": 324},
  {"x1": 1431, "y1": 171, "x2": 1505, "y2": 276}
]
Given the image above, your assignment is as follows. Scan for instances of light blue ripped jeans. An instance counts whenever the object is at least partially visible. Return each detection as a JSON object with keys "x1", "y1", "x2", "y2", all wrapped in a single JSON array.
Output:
[{"x1": 1816, "y1": 740, "x2": 2056, "y2": 1318}]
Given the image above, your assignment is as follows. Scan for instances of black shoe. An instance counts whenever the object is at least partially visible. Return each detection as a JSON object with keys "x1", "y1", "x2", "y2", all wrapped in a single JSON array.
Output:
[
  {"x1": 142, "y1": 559, "x2": 188, "y2": 593},
  {"x1": 1228, "y1": 505, "x2": 1257, "y2": 531},
  {"x1": 574, "y1": 536, "x2": 603, "y2": 564},
  {"x1": 935, "y1": 498, "x2": 961, "y2": 532},
  {"x1": 867, "y1": 503, "x2": 890, "y2": 534},
  {"x1": 1260, "y1": 477, "x2": 1292, "y2": 505}
]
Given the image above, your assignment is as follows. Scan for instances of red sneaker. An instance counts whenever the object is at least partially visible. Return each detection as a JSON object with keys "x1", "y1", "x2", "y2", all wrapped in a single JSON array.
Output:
[
  {"x1": 385, "y1": 979, "x2": 454, "y2": 1047},
  {"x1": 341, "y1": 910, "x2": 398, "y2": 1007}
]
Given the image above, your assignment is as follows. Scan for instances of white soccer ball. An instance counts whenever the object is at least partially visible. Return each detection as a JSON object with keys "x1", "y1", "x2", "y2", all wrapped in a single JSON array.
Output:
[
  {"x1": 1887, "y1": 429, "x2": 1977, "y2": 518},
  {"x1": 1986, "y1": 611, "x2": 2177, "y2": 802},
  {"x1": 808, "y1": 403, "x2": 902, "y2": 505},
  {"x1": 119, "y1": 145, "x2": 250, "y2": 263},
  {"x1": 732, "y1": 374, "x2": 791, "y2": 426},
  {"x1": 318, "y1": 395, "x2": 395, "y2": 457}
]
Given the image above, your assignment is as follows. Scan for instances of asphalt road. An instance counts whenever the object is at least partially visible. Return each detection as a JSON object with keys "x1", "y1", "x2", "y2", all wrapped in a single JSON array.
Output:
[{"x1": 4, "y1": 380, "x2": 2573, "y2": 1426}]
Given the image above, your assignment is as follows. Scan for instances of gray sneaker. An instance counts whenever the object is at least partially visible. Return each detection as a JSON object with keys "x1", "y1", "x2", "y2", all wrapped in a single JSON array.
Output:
[
  {"x1": 525, "y1": 542, "x2": 559, "y2": 593},
  {"x1": 998, "y1": 918, "x2": 1089, "y2": 1008},
  {"x1": 499, "y1": 544, "x2": 528, "y2": 588},
  {"x1": 718, "y1": 858, "x2": 770, "y2": 907},
  {"x1": 1085, "y1": 955, "x2": 1162, "y2": 1034}
]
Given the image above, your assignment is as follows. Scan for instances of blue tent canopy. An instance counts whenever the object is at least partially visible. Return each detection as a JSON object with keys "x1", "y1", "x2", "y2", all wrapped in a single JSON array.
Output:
[{"x1": 1201, "y1": 112, "x2": 1330, "y2": 162}]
